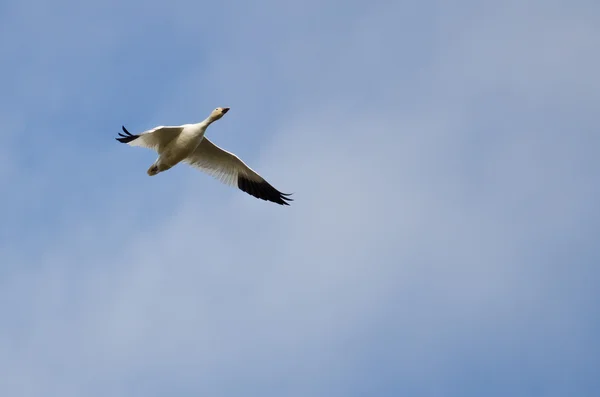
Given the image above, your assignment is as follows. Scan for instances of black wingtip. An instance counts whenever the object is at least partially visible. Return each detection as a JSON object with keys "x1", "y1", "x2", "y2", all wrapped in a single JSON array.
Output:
[
  {"x1": 115, "y1": 125, "x2": 140, "y2": 144},
  {"x1": 237, "y1": 176, "x2": 294, "y2": 206}
]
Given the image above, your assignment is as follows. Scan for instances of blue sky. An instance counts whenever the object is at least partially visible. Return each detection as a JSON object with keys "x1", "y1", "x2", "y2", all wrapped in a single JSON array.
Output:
[{"x1": 1, "y1": 0, "x2": 599, "y2": 396}]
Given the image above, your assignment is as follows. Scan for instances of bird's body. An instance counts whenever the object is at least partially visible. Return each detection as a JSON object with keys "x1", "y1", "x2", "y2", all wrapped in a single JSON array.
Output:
[
  {"x1": 116, "y1": 107, "x2": 293, "y2": 205},
  {"x1": 146, "y1": 123, "x2": 207, "y2": 175}
]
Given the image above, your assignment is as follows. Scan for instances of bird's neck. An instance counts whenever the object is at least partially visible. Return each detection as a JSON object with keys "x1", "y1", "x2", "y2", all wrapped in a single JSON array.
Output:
[
  {"x1": 183, "y1": 119, "x2": 211, "y2": 139},
  {"x1": 199, "y1": 116, "x2": 216, "y2": 128},
  {"x1": 196, "y1": 116, "x2": 215, "y2": 129}
]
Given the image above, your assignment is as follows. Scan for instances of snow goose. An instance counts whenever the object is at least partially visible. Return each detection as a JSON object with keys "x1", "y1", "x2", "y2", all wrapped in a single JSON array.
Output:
[{"x1": 116, "y1": 107, "x2": 293, "y2": 206}]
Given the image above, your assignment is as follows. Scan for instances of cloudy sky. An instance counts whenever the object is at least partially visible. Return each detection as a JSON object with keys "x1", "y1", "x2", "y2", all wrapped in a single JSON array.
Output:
[{"x1": 1, "y1": 0, "x2": 599, "y2": 396}]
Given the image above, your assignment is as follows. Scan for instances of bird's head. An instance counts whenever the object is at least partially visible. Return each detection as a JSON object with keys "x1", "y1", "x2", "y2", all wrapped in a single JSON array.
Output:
[{"x1": 209, "y1": 107, "x2": 230, "y2": 122}]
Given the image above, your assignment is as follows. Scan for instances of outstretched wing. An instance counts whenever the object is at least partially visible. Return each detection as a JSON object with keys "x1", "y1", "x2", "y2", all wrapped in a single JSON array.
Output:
[
  {"x1": 184, "y1": 137, "x2": 293, "y2": 206},
  {"x1": 116, "y1": 125, "x2": 183, "y2": 151}
]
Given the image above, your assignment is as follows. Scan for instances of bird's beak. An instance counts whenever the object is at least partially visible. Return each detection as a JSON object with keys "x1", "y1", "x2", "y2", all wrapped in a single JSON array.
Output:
[{"x1": 222, "y1": 107, "x2": 230, "y2": 114}]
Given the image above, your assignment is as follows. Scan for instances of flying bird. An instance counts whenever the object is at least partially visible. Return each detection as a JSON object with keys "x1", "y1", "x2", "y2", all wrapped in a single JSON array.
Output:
[{"x1": 116, "y1": 107, "x2": 293, "y2": 206}]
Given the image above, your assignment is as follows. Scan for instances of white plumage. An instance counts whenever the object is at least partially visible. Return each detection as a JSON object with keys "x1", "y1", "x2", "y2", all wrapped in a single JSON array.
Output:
[{"x1": 116, "y1": 107, "x2": 292, "y2": 206}]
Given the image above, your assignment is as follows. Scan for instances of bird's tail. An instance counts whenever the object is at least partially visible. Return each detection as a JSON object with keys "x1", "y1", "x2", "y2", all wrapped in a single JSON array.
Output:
[
  {"x1": 147, "y1": 162, "x2": 172, "y2": 176},
  {"x1": 147, "y1": 164, "x2": 160, "y2": 176}
]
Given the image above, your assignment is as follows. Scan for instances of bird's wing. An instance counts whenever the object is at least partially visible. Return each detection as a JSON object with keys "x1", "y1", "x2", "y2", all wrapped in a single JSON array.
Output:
[
  {"x1": 116, "y1": 125, "x2": 183, "y2": 151},
  {"x1": 184, "y1": 137, "x2": 293, "y2": 205}
]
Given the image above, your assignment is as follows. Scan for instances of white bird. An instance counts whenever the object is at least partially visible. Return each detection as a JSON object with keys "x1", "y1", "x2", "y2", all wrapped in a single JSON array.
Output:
[{"x1": 116, "y1": 107, "x2": 293, "y2": 206}]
